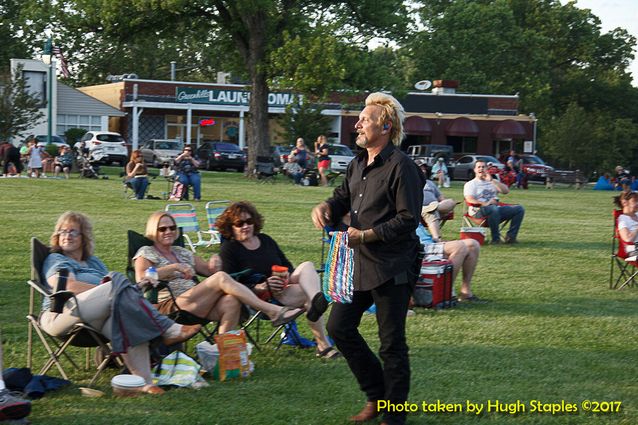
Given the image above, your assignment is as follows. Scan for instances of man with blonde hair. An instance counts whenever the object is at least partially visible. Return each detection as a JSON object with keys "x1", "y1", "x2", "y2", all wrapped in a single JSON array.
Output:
[{"x1": 312, "y1": 92, "x2": 423, "y2": 425}]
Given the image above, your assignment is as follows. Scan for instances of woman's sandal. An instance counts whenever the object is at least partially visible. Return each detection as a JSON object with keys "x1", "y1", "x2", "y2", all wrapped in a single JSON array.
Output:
[
  {"x1": 271, "y1": 306, "x2": 305, "y2": 327},
  {"x1": 316, "y1": 346, "x2": 341, "y2": 359}
]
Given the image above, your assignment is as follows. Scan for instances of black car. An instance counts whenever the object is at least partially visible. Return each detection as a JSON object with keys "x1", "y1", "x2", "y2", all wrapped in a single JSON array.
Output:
[{"x1": 197, "y1": 141, "x2": 246, "y2": 172}]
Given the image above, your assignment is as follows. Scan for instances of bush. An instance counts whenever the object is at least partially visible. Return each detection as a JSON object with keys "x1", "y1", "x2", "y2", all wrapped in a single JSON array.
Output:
[
  {"x1": 44, "y1": 143, "x2": 58, "y2": 157},
  {"x1": 64, "y1": 128, "x2": 87, "y2": 148}
]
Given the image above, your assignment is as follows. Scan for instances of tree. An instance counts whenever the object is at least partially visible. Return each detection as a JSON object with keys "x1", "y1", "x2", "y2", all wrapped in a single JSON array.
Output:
[
  {"x1": 277, "y1": 100, "x2": 333, "y2": 147},
  {"x1": 0, "y1": 65, "x2": 44, "y2": 141}
]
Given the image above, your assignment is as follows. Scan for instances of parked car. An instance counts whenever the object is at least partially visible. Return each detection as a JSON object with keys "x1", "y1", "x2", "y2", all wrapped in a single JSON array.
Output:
[
  {"x1": 34, "y1": 135, "x2": 69, "y2": 149},
  {"x1": 326, "y1": 144, "x2": 355, "y2": 173},
  {"x1": 140, "y1": 139, "x2": 184, "y2": 167},
  {"x1": 407, "y1": 144, "x2": 454, "y2": 167},
  {"x1": 197, "y1": 141, "x2": 245, "y2": 172},
  {"x1": 80, "y1": 131, "x2": 128, "y2": 165},
  {"x1": 452, "y1": 155, "x2": 504, "y2": 180},
  {"x1": 518, "y1": 154, "x2": 554, "y2": 182},
  {"x1": 271, "y1": 145, "x2": 294, "y2": 168}
]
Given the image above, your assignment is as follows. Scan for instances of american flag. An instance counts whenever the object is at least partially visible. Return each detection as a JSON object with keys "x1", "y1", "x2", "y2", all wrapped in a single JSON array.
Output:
[{"x1": 52, "y1": 46, "x2": 70, "y2": 78}]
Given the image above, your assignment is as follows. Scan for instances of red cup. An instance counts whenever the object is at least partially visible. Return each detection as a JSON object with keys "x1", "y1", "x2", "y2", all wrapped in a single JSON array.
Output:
[{"x1": 271, "y1": 265, "x2": 289, "y2": 288}]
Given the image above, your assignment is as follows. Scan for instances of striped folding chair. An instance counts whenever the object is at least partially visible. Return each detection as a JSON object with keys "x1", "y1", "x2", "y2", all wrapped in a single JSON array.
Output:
[
  {"x1": 165, "y1": 203, "x2": 214, "y2": 252},
  {"x1": 205, "y1": 200, "x2": 230, "y2": 245}
]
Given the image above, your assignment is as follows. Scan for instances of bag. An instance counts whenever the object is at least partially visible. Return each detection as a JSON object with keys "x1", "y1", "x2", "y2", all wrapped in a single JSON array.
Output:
[
  {"x1": 214, "y1": 330, "x2": 252, "y2": 381},
  {"x1": 302, "y1": 171, "x2": 318, "y2": 186},
  {"x1": 322, "y1": 231, "x2": 354, "y2": 303},
  {"x1": 195, "y1": 340, "x2": 219, "y2": 373},
  {"x1": 151, "y1": 351, "x2": 207, "y2": 388},
  {"x1": 169, "y1": 181, "x2": 185, "y2": 201}
]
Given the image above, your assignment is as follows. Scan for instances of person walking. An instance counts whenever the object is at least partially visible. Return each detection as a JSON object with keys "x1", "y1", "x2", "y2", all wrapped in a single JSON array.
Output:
[{"x1": 312, "y1": 92, "x2": 424, "y2": 425}]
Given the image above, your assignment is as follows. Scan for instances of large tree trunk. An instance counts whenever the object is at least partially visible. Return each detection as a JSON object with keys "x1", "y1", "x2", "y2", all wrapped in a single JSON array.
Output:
[{"x1": 247, "y1": 70, "x2": 270, "y2": 174}]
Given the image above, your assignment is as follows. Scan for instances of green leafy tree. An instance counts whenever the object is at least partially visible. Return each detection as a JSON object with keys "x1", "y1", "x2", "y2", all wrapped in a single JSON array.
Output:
[
  {"x1": 0, "y1": 65, "x2": 44, "y2": 141},
  {"x1": 277, "y1": 100, "x2": 333, "y2": 147}
]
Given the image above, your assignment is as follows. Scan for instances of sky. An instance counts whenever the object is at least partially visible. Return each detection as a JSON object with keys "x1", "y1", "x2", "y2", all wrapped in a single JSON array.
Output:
[{"x1": 568, "y1": 0, "x2": 638, "y2": 85}]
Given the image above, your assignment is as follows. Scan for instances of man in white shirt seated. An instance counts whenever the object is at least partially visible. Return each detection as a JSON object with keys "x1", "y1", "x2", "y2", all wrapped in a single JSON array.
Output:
[{"x1": 463, "y1": 160, "x2": 525, "y2": 244}]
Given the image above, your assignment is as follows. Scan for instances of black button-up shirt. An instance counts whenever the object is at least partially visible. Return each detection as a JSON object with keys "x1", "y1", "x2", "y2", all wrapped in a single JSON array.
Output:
[{"x1": 326, "y1": 142, "x2": 425, "y2": 291}]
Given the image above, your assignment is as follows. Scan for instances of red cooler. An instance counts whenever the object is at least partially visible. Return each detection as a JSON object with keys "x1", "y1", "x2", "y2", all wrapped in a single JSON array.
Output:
[
  {"x1": 460, "y1": 227, "x2": 486, "y2": 245},
  {"x1": 412, "y1": 259, "x2": 454, "y2": 309}
]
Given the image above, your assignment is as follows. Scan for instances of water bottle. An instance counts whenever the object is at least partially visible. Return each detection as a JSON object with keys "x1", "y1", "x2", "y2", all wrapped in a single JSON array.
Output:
[{"x1": 145, "y1": 266, "x2": 159, "y2": 287}]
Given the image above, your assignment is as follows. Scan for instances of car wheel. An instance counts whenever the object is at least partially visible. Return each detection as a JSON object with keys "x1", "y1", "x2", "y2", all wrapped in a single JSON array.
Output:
[{"x1": 468, "y1": 170, "x2": 475, "y2": 180}]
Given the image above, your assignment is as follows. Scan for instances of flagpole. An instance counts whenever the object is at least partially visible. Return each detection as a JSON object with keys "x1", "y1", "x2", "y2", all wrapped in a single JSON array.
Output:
[{"x1": 43, "y1": 37, "x2": 53, "y2": 145}]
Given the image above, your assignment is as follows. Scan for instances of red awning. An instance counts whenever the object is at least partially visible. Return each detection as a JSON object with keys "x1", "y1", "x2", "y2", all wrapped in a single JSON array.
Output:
[
  {"x1": 492, "y1": 120, "x2": 526, "y2": 139},
  {"x1": 446, "y1": 117, "x2": 479, "y2": 137},
  {"x1": 404, "y1": 116, "x2": 432, "y2": 135}
]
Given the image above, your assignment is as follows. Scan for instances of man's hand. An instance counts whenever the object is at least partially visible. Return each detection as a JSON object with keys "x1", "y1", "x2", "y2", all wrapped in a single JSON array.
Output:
[
  {"x1": 347, "y1": 227, "x2": 363, "y2": 247},
  {"x1": 311, "y1": 202, "x2": 331, "y2": 229}
]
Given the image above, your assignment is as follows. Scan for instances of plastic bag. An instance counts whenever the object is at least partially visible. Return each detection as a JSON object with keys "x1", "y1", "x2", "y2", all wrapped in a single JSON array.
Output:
[{"x1": 195, "y1": 340, "x2": 219, "y2": 373}]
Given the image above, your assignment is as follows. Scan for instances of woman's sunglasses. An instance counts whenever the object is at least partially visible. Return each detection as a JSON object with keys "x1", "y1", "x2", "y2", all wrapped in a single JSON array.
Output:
[
  {"x1": 157, "y1": 225, "x2": 177, "y2": 233},
  {"x1": 56, "y1": 229, "x2": 80, "y2": 237},
  {"x1": 233, "y1": 218, "x2": 254, "y2": 227}
]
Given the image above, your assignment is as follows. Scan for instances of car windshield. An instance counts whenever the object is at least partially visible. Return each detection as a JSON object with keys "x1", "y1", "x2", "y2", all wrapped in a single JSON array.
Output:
[
  {"x1": 478, "y1": 156, "x2": 500, "y2": 164},
  {"x1": 523, "y1": 155, "x2": 545, "y2": 165},
  {"x1": 217, "y1": 143, "x2": 241, "y2": 152},
  {"x1": 155, "y1": 141, "x2": 182, "y2": 150},
  {"x1": 96, "y1": 134, "x2": 125, "y2": 143},
  {"x1": 329, "y1": 145, "x2": 354, "y2": 156}
]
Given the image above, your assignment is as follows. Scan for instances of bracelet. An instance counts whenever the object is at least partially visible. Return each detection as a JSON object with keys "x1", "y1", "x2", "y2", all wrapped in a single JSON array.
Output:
[{"x1": 360, "y1": 230, "x2": 365, "y2": 244}]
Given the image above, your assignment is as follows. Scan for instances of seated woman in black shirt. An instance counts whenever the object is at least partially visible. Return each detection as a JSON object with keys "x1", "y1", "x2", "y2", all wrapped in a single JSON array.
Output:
[{"x1": 218, "y1": 201, "x2": 339, "y2": 358}]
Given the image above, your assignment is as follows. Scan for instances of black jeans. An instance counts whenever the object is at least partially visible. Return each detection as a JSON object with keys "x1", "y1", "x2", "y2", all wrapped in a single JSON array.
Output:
[{"x1": 327, "y1": 280, "x2": 411, "y2": 425}]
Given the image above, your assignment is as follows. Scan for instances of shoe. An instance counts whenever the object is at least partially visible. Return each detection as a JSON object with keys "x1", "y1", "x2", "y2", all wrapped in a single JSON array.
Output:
[
  {"x1": 406, "y1": 309, "x2": 415, "y2": 317},
  {"x1": 316, "y1": 346, "x2": 341, "y2": 359},
  {"x1": 141, "y1": 385, "x2": 165, "y2": 395},
  {"x1": 306, "y1": 292, "x2": 329, "y2": 322},
  {"x1": 457, "y1": 295, "x2": 489, "y2": 304},
  {"x1": 491, "y1": 239, "x2": 501, "y2": 245},
  {"x1": 349, "y1": 401, "x2": 380, "y2": 422},
  {"x1": 271, "y1": 306, "x2": 305, "y2": 327},
  {"x1": 0, "y1": 389, "x2": 31, "y2": 421},
  {"x1": 162, "y1": 324, "x2": 202, "y2": 346},
  {"x1": 505, "y1": 236, "x2": 518, "y2": 244}
]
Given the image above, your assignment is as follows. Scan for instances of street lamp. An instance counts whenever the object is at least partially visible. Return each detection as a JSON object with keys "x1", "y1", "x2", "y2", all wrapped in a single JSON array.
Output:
[{"x1": 43, "y1": 37, "x2": 53, "y2": 145}]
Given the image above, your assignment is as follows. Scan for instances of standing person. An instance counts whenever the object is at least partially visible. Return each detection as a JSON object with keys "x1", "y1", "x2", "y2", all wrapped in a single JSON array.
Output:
[
  {"x1": 27, "y1": 140, "x2": 45, "y2": 178},
  {"x1": 1, "y1": 141, "x2": 23, "y2": 176},
  {"x1": 125, "y1": 149, "x2": 150, "y2": 199},
  {"x1": 0, "y1": 329, "x2": 31, "y2": 421},
  {"x1": 291, "y1": 137, "x2": 309, "y2": 170},
  {"x1": 463, "y1": 160, "x2": 525, "y2": 244},
  {"x1": 314, "y1": 135, "x2": 330, "y2": 186},
  {"x1": 311, "y1": 92, "x2": 424, "y2": 425},
  {"x1": 174, "y1": 146, "x2": 201, "y2": 201}
]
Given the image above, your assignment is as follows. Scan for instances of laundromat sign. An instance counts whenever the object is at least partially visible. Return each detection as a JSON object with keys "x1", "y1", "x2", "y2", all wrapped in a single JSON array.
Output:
[{"x1": 176, "y1": 87, "x2": 296, "y2": 107}]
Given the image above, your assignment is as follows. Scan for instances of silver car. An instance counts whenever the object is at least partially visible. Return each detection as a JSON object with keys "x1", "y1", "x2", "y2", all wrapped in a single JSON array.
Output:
[
  {"x1": 326, "y1": 144, "x2": 355, "y2": 173},
  {"x1": 140, "y1": 139, "x2": 184, "y2": 167},
  {"x1": 452, "y1": 155, "x2": 504, "y2": 180}
]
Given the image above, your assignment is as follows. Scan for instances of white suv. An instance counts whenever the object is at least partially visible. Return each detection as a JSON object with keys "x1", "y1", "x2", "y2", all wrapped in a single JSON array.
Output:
[
  {"x1": 327, "y1": 144, "x2": 355, "y2": 173},
  {"x1": 80, "y1": 131, "x2": 129, "y2": 165}
]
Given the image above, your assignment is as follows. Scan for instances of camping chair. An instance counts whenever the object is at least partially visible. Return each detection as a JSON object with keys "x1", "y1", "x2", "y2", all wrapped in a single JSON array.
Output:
[
  {"x1": 165, "y1": 203, "x2": 216, "y2": 252},
  {"x1": 462, "y1": 200, "x2": 511, "y2": 242},
  {"x1": 126, "y1": 230, "x2": 217, "y2": 344},
  {"x1": 205, "y1": 200, "x2": 230, "y2": 245},
  {"x1": 120, "y1": 172, "x2": 158, "y2": 200},
  {"x1": 254, "y1": 156, "x2": 276, "y2": 183},
  {"x1": 26, "y1": 238, "x2": 122, "y2": 387},
  {"x1": 610, "y1": 209, "x2": 638, "y2": 289}
]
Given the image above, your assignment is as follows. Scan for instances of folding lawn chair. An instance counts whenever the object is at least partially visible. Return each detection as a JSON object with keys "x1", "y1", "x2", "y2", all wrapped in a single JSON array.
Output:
[
  {"x1": 254, "y1": 156, "x2": 276, "y2": 183},
  {"x1": 165, "y1": 202, "x2": 215, "y2": 252},
  {"x1": 610, "y1": 209, "x2": 638, "y2": 289},
  {"x1": 126, "y1": 230, "x2": 218, "y2": 344},
  {"x1": 462, "y1": 200, "x2": 511, "y2": 242},
  {"x1": 205, "y1": 200, "x2": 230, "y2": 245},
  {"x1": 26, "y1": 238, "x2": 122, "y2": 387}
]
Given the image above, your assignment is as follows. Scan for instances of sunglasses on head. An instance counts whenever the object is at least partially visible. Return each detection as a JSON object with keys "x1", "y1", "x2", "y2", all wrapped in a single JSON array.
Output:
[
  {"x1": 157, "y1": 225, "x2": 177, "y2": 232},
  {"x1": 57, "y1": 229, "x2": 80, "y2": 237},
  {"x1": 233, "y1": 218, "x2": 254, "y2": 227}
]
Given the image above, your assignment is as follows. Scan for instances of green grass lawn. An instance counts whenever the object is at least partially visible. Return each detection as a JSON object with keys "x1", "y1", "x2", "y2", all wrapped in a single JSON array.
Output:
[{"x1": 1, "y1": 169, "x2": 637, "y2": 424}]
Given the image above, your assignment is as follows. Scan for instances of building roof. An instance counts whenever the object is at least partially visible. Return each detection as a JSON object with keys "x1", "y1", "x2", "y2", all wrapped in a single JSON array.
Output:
[{"x1": 57, "y1": 83, "x2": 125, "y2": 117}]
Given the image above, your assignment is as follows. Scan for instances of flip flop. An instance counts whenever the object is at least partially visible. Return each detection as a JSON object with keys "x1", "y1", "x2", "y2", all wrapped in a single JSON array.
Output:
[
  {"x1": 271, "y1": 306, "x2": 305, "y2": 327},
  {"x1": 306, "y1": 292, "x2": 329, "y2": 322}
]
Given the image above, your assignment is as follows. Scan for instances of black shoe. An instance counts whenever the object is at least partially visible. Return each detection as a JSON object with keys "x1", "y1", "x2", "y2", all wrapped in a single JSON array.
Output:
[{"x1": 505, "y1": 236, "x2": 518, "y2": 244}]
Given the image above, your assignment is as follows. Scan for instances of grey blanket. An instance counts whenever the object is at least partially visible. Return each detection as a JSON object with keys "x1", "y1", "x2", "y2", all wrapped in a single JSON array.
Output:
[{"x1": 107, "y1": 272, "x2": 174, "y2": 353}]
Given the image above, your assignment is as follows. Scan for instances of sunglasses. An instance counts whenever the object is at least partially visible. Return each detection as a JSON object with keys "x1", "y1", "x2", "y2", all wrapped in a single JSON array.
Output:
[
  {"x1": 157, "y1": 225, "x2": 177, "y2": 232},
  {"x1": 57, "y1": 229, "x2": 80, "y2": 237},
  {"x1": 233, "y1": 218, "x2": 255, "y2": 227}
]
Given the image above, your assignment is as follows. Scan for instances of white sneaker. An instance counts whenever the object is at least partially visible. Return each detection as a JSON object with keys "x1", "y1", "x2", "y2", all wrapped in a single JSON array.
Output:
[{"x1": 0, "y1": 389, "x2": 31, "y2": 421}]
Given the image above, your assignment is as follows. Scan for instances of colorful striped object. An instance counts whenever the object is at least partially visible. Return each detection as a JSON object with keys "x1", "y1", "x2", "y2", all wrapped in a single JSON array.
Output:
[{"x1": 322, "y1": 231, "x2": 354, "y2": 303}]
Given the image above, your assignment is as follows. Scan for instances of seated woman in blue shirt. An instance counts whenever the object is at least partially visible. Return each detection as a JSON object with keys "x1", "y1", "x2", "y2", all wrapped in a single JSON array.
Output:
[{"x1": 41, "y1": 211, "x2": 201, "y2": 395}]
